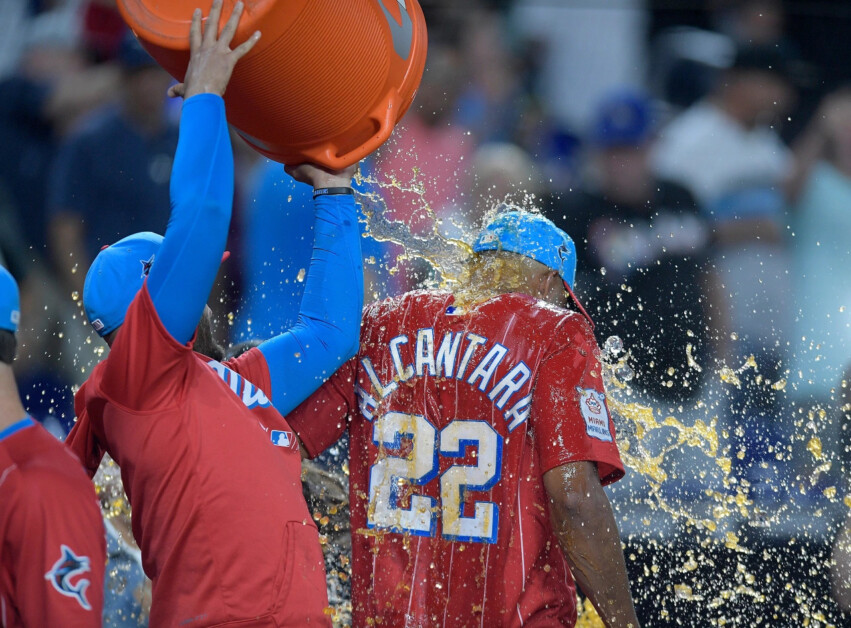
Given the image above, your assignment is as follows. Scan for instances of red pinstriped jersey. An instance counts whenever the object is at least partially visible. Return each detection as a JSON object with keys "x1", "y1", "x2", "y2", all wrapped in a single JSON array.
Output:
[{"x1": 288, "y1": 291, "x2": 625, "y2": 627}]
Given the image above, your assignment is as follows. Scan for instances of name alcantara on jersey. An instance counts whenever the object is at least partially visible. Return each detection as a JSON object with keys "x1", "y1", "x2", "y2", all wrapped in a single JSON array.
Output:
[{"x1": 356, "y1": 329, "x2": 533, "y2": 432}]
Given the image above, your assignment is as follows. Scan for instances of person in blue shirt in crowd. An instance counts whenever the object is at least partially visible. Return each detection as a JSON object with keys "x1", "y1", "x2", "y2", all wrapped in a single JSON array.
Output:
[
  {"x1": 48, "y1": 32, "x2": 177, "y2": 299},
  {"x1": 235, "y1": 158, "x2": 393, "y2": 343}
]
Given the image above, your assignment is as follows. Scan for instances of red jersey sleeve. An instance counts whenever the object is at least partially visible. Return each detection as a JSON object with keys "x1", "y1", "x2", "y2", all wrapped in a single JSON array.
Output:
[
  {"x1": 65, "y1": 409, "x2": 104, "y2": 479},
  {"x1": 531, "y1": 319, "x2": 625, "y2": 485},
  {"x1": 6, "y1": 468, "x2": 105, "y2": 626},
  {"x1": 285, "y1": 358, "x2": 358, "y2": 458},
  {"x1": 224, "y1": 346, "x2": 273, "y2": 399},
  {"x1": 99, "y1": 283, "x2": 195, "y2": 410}
]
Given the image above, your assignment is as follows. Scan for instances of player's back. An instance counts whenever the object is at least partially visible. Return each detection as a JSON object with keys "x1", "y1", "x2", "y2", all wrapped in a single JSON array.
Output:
[
  {"x1": 346, "y1": 290, "x2": 614, "y2": 627},
  {"x1": 0, "y1": 418, "x2": 106, "y2": 626},
  {"x1": 71, "y1": 286, "x2": 323, "y2": 627}
]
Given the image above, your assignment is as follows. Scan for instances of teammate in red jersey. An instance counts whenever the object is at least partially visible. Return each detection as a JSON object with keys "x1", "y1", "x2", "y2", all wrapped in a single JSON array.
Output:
[
  {"x1": 64, "y1": 3, "x2": 364, "y2": 626},
  {"x1": 287, "y1": 210, "x2": 640, "y2": 627},
  {"x1": 0, "y1": 265, "x2": 106, "y2": 627}
]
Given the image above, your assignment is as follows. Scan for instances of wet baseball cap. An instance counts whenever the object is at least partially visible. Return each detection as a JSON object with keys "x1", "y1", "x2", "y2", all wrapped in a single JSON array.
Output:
[
  {"x1": 0, "y1": 266, "x2": 20, "y2": 334},
  {"x1": 472, "y1": 210, "x2": 593, "y2": 326},
  {"x1": 592, "y1": 90, "x2": 654, "y2": 148},
  {"x1": 84, "y1": 232, "x2": 231, "y2": 337}
]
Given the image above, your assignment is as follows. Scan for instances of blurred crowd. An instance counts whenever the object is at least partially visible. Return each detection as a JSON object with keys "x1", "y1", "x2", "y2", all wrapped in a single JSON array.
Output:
[{"x1": 2, "y1": 0, "x2": 851, "y2": 624}]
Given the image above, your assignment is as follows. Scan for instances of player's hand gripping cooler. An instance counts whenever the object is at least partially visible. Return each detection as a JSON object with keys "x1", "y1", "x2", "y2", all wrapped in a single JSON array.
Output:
[{"x1": 117, "y1": 0, "x2": 428, "y2": 168}]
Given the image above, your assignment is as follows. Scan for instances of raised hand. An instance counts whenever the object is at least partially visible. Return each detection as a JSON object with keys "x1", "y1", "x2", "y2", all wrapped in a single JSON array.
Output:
[{"x1": 167, "y1": 0, "x2": 261, "y2": 100}]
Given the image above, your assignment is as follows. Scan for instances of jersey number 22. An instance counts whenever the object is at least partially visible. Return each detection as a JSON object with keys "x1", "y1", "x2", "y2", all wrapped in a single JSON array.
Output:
[{"x1": 368, "y1": 412, "x2": 504, "y2": 544}]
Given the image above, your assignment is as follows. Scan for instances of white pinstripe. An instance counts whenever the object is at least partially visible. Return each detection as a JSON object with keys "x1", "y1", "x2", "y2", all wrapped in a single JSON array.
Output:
[
  {"x1": 480, "y1": 545, "x2": 490, "y2": 628},
  {"x1": 407, "y1": 537, "x2": 422, "y2": 619},
  {"x1": 442, "y1": 544, "x2": 455, "y2": 627}
]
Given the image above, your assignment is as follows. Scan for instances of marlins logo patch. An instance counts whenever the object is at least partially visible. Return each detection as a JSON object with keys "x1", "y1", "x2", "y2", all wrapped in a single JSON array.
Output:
[
  {"x1": 576, "y1": 387, "x2": 613, "y2": 442},
  {"x1": 139, "y1": 254, "x2": 155, "y2": 278},
  {"x1": 44, "y1": 545, "x2": 93, "y2": 610}
]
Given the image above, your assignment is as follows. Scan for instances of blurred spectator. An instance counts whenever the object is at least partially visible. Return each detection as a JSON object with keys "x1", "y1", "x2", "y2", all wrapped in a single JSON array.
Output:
[
  {"x1": 652, "y1": 44, "x2": 798, "y2": 493},
  {"x1": 376, "y1": 45, "x2": 472, "y2": 228},
  {"x1": 469, "y1": 142, "x2": 541, "y2": 225},
  {"x1": 234, "y1": 162, "x2": 328, "y2": 342},
  {"x1": 711, "y1": 0, "x2": 787, "y2": 47},
  {"x1": 0, "y1": 10, "x2": 118, "y2": 255},
  {"x1": 650, "y1": 0, "x2": 793, "y2": 108},
  {"x1": 512, "y1": 0, "x2": 648, "y2": 133},
  {"x1": 374, "y1": 45, "x2": 473, "y2": 290},
  {"x1": 81, "y1": 0, "x2": 128, "y2": 62},
  {"x1": 549, "y1": 90, "x2": 710, "y2": 404},
  {"x1": 0, "y1": 0, "x2": 84, "y2": 79},
  {"x1": 1, "y1": 184, "x2": 77, "y2": 434},
  {"x1": 234, "y1": 159, "x2": 395, "y2": 343},
  {"x1": 48, "y1": 32, "x2": 176, "y2": 297},
  {"x1": 785, "y1": 89, "x2": 851, "y2": 406},
  {"x1": 0, "y1": 12, "x2": 119, "y2": 432},
  {"x1": 652, "y1": 45, "x2": 796, "y2": 354},
  {"x1": 0, "y1": 187, "x2": 32, "y2": 284},
  {"x1": 453, "y1": 9, "x2": 527, "y2": 145}
]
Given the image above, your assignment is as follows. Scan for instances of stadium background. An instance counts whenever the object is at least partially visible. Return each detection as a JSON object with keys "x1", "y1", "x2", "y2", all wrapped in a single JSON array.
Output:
[{"x1": 1, "y1": 0, "x2": 850, "y2": 625}]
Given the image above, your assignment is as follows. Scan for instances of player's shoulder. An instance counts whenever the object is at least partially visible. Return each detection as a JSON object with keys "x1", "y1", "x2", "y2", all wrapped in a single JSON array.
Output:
[
  {"x1": 491, "y1": 292, "x2": 592, "y2": 334},
  {"x1": 4, "y1": 426, "x2": 89, "y2": 487},
  {"x1": 75, "y1": 360, "x2": 108, "y2": 405},
  {"x1": 364, "y1": 290, "x2": 452, "y2": 322}
]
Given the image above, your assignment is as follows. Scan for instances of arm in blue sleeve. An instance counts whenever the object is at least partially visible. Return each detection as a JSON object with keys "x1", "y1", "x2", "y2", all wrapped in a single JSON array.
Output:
[
  {"x1": 146, "y1": 94, "x2": 234, "y2": 343},
  {"x1": 258, "y1": 193, "x2": 364, "y2": 415}
]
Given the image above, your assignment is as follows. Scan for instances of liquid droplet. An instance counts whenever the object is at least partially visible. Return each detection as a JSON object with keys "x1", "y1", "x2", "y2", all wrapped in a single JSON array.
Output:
[{"x1": 603, "y1": 335, "x2": 623, "y2": 358}]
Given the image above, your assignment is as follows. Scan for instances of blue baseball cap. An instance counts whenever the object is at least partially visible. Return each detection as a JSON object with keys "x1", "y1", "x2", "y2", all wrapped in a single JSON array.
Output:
[
  {"x1": 472, "y1": 210, "x2": 593, "y2": 325},
  {"x1": 592, "y1": 90, "x2": 654, "y2": 148},
  {"x1": 0, "y1": 266, "x2": 20, "y2": 334},
  {"x1": 83, "y1": 232, "x2": 163, "y2": 337}
]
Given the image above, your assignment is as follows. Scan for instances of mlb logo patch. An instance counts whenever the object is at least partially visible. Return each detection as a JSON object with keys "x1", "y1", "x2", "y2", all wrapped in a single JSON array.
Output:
[
  {"x1": 576, "y1": 387, "x2": 613, "y2": 442},
  {"x1": 271, "y1": 430, "x2": 294, "y2": 448}
]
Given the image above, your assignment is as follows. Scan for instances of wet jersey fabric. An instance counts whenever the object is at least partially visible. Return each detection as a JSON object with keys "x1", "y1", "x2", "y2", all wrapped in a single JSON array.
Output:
[
  {"x1": 66, "y1": 285, "x2": 329, "y2": 627},
  {"x1": 0, "y1": 417, "x2": 106, "y2": 627},
  {"x1": 287, "y1": 291, "x2": 625, "y2": 627}
]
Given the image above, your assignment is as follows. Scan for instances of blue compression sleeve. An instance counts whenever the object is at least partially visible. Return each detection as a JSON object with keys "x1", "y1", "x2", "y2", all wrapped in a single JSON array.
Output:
[
  {"x1": 258, "y1": 193, "x2": 363, "y2": 415},
  {"x1": 146, "y1": 94, "x2": 233, "y2": 343}
]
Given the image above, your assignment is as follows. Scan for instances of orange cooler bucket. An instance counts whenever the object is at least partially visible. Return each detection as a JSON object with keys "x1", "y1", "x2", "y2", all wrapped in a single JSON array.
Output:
[{"x1": 118, "y1": 0, "x2": 428, "y2": 168}]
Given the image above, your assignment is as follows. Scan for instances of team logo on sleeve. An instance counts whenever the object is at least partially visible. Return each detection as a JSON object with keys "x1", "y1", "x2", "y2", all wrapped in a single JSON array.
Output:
[
  {"x1": 576, "y1": 387, "x2": 613, "y2": 442},
  {"x1": 44, "y1": 545, "x2": 93, "y2": 610},
  {"x1": 140, "y1": 254, "x2": 155, "y2": 278}
]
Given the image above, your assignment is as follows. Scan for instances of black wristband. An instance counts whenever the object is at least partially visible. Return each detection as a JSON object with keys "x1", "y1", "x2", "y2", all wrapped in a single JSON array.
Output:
[{"x1": 313, "y1": 187, "x2": 354, "y2": 198}]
